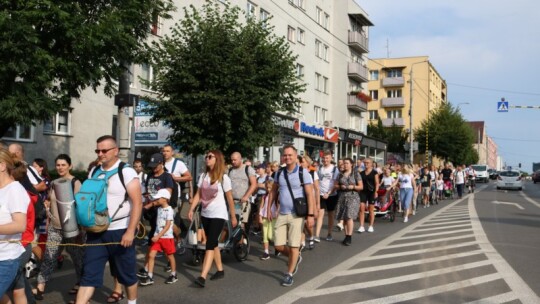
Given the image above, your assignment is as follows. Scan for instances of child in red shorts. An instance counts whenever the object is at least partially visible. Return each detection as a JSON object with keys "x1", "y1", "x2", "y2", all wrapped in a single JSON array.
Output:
[{"x1": 139, "y1": 189, "x2": 178, "y2": 285}]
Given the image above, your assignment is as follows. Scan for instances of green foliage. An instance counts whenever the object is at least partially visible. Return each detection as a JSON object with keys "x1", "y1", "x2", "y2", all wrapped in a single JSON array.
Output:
[
  {"x1": 414, "y1": 103, "x2": 478, "y2": 165},
  {"x1": 145, "y1": 2, "x2": 305, "y2": 157},
  {"x1": 0, "y1": 0, "x2": 175, "y2": 136},
  {"x1": 367, "y1": 118, "x2": 407, "y2": 153}
]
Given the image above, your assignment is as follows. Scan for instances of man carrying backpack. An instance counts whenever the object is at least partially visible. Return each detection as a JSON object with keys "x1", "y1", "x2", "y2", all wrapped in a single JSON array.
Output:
[
  {"x1": 75, "y1": 135, "x2": 142, "y2": 304},
  {"x1": 229, "y1": 152, "x2": 257, "y2": 233}
]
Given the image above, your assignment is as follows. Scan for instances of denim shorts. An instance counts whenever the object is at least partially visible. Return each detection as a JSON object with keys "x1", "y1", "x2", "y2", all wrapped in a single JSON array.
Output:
[
  {"x1": 80, "y1": 229, "x2": 137, "y2": 288},
  {"x1": 0, "y1": 258, "x2": 20, "y2": 296},
  {"x1": 399, "y1": 188, "x2": 414, "y2": 210}
]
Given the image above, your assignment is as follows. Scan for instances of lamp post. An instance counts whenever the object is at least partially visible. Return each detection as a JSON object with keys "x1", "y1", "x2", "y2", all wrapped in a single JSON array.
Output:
[{"x1": 457, "y1": 102, "x2": 470, "y2": 110}]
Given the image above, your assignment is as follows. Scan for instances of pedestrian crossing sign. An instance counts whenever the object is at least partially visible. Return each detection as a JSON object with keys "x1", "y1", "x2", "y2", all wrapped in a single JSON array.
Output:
[{"x1": 497, "y1": 101, "x2": 509, "y2": 112}]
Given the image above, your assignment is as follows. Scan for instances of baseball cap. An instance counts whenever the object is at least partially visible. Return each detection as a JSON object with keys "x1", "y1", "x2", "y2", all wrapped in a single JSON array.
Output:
[
  {"x1": 147, "y1": 153, "x2": 164, "y2": 168},
  {"x1": 151, "y1": 189, "x2": 171, "y2": 201}
]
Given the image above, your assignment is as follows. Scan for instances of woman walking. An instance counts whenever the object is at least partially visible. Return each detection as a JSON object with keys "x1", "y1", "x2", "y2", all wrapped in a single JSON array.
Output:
[
  {"x1": 393, "y1": 164, "x2": 416, "y2": 223},
  {"x1": 188, "y1": 150, "x2": 237, "y2": 288},
  {"x1": 358, "y1": 158, "x2": 379, "y2": 233},
  {"x1": 335, "y1": 158, "x2": 362, "y2": 246}
]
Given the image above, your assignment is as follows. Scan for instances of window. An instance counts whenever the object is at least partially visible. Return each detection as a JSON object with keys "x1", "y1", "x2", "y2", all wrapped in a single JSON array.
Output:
[
  {"x1": 323, "y1": 13, "x2": 330, "y2": 30},
  {"x1": 386, "y1": 69, "x2": 402, "y2": 78},
  {"x1": 369, "y1": 70, "x2": 379, "y2": 81},
  {"x1": 315, "y1": 73, "x2": 321, "y2": 91},
  {"x1": 3, "y1": 124, "x2": 34, "y2": 141},
  {"x1": 315, "y1": 40, "x2": 321, "y2": 57},
  {"x1": 386, "y1": 110, "x2": 402, "y2": 119},
  {"x1": 314, "y1": 106, "x2": 320, "y2": 123},
  {"x1": 44, "y1": 109, "x2": 71, "y2": 135},
  {"x1": 387, "y1": 89, "x2": 402, "y2": 98},
  {"x1": 297, "y1": 28, "x2": 305, "y2": 44},
  {"x1": 129, "y1": 64, "x2": 135, "y2": 87},
  {"x1": 323, "y1": 44, "x2": 329, "y2": 61},
  {"x1": 260, "y1": 9, "x2": 269, "y2": 24},
  {"x1": 287, "y1": 26, "x2": 296, "y2": 42},
  {"x1": 296, "y1": 63, "x2": 304, "y2": 78},
  {"x1": 322, "y1": 108, "x2": 328, "y2": 122},
  {"x1": 297, "y1": 0, "x2": 305, "y2": 9},
  {"x1": 370, "y1": 90, "x2": 379, "y2": 100},
  {"x1": 151, "y1": 15, "x2": 163, "y2": 36},
  {"x1": 323, "y1": 76, "x2": 329, "y2": 93},
  {"x1": 369, "y1": 110, "x2": 379, "y2": 120},
  {"x1": 316, "y1": 7, "x2": 323, "y2": 25},
  {"x1": 247, "y1": 1, "x2": 257, "y2": 18},
  {"x1": 140, "y1": 63, "x2": 153, "y2": 90}
]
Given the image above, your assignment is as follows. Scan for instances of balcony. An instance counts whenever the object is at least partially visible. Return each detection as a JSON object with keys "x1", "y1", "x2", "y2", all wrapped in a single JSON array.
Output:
[
  {"x1": 347, "y1": 62, "x2": 368, "y2": 83},
  {"x1": 381, "y1": 97, "x2": 405, "y2": 108},
  {"x1": 348, "y1": 31, "x2": 369, "y2": 53},
  {"x1": 347, "y1": 94, "x2": 367, "y2": 112},
  {"x1": 382, "y1": 118, "x2": 405, "y2": 127},
  {"x1": 382, "y1": 77, "x2": 405, "y2": 87}
]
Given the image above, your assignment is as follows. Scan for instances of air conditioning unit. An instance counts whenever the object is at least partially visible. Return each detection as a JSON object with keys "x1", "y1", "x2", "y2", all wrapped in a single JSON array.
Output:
[{"x1": 323, "y1": 120, "x2": 333, "y2": 127}]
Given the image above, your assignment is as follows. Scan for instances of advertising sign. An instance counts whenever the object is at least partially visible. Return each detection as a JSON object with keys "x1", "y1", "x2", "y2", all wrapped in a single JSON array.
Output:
[{"x1": 134, "y1": 100, "x2": 173, "y2": 146}]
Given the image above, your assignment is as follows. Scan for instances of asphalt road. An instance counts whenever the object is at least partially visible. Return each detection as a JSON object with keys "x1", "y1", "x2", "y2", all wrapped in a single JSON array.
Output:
[{"x1": 36, "y1": 181, "x2": 540, "y2": 303}]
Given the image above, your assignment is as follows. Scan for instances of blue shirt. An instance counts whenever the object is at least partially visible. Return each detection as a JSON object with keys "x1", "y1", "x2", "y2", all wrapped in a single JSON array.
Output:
[{"x1": 277, "y1": 165, "x2": 313, "y2": 215}]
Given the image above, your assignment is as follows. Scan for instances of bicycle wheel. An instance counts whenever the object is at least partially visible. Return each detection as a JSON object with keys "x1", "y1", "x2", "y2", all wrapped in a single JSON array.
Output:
[{"x1": 233, "y1": 230, "x2": 250, "y2": 261}]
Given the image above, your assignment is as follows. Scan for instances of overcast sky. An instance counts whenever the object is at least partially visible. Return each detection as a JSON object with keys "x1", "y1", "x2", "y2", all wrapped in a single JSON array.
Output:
[{"x1": 358, "y1": 0, "x2": 540, "y2": 172}]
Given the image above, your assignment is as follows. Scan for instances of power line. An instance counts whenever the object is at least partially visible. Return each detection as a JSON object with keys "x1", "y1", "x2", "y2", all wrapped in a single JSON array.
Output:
[
  {"x1": 491, "y1": 136, "x2": 540, "y2": 143},
  {"x1": 447, "y1": 82, "x2": 540, "y2": 96}
]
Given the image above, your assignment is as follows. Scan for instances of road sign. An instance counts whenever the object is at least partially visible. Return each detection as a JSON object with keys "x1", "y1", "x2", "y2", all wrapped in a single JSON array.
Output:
[{"x1": 497, "y1": 100, "x2": 509, "y2": 112}]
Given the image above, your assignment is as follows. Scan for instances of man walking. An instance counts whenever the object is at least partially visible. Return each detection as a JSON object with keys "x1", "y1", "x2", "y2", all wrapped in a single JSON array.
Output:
[
  {"x1": 76, "y1": 136, "x2": 142, "y2": 304},
  {"x1": 316, "y1": 151, "x2": 339, "y2": 241},
  {"x1": 229, "y1": 152, "x2": 257, "y2": 233},
  {"x1": 267, "y1": 145, "x2": 315, "y2": 287}
]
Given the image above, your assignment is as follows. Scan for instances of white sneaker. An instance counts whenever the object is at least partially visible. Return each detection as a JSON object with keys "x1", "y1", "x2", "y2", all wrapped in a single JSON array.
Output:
[
  {"x1": 336, "y1": 222, "x2": 344, "y2": 231},
  {"x1": 357, "y1": 226, "x2": 365, "y2": 233},
  {"x1": 367, "y1": 226, "x2": 374, "y2": 233},
  {"x1": 404, "y1": 217, "x2": 409, "y2": 223},
  {"x1": 412, "y1": 210, "x2": 416, "y2": 215}
]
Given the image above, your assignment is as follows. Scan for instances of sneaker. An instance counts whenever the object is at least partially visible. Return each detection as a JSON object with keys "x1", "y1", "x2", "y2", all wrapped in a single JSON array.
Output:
[
  {"x1": 313, "y1": 237, "x2": 321, "y2": 243},
  {"x1": 292, "y1": 254, "x2": 302, "y2": 276},
  {"x1": 367, "y1": 226, "x2": 374, "y2": 233},
  {"x1": 404, "y1": 217, "x2": 409, "y2": 223},
  {"x1": 261, "y1": 252, "x2": 270, "y2": 260},
  {"x1": 336, "y1": 222, "x2": 344, "y2": 231},
  {"x1": 136, "y1": 268, "x2": 149, "y2": 279},
  {"x1": 357, "y1": 226, "x2": 365, "y2": 233},
  {"x1": 281, "y1": 274, "x2": 294, "y2": 287},
  {"x1": 210, "y1": 270, "x2": 224, "y2": 281},
  {"x1": 274, "y1": 249, "x2": 281, "y2": 257},
  {"x1": 308, "y1": 239, "x2": 315, "y2": 250},
  {"x1": 325, "y1": 235, "x2": 333, "y2": 241},
  {"x1": 139, "y1": 276, "x2": 154, "y2": 286},
  {"x1": 299, "y1": 242, "x2": 305, "y2": 252},
  {"x1": 412, "y1": 210, "x2": 416, "y2": 216},
  {"x1": 165, "y1": 274, "x2": 178, "y2": 284},
  {"x1": 194, "y1": 276, "x2": 205, "y2": 288},
  {"x1": 165, "y1": 265, "x2": 172, "y2": 273},
  {"x1": 176, "y1": 240, "x2": 186, "y2": 255}
]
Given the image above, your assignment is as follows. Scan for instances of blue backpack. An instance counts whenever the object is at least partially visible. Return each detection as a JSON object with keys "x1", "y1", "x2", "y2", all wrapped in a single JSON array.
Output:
[{"x1": 75, "y1": 162, "x2": 128, "y2": 233}]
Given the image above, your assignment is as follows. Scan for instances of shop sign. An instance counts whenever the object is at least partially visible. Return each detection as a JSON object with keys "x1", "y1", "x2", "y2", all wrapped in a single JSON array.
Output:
[
  {"x1": 272, "y1": 115, "x2": 296, "y2": 130},
  {"x1": 294, "y1": 120, "x2": 338, "y2": 143},
  {"x1": 324, "y1": 128, "x2": 339, "y2": 143},
  {"x1": 345, "y1": 131, "x2": 364, "y2": 146}
]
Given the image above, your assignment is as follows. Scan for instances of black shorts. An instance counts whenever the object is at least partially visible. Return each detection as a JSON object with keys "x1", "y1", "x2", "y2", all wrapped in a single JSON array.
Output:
[
  {"x1": 320, "y1": 195, "x2": 338, "y2": 211},
  {"x1": 360, "y1": 191, "x2": 376, "y2": 204}
]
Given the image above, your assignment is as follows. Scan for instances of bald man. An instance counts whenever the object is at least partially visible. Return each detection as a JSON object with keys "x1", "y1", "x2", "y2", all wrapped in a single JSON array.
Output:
[
  {"x1": 8, "y1": 143, "x2": 47, "y2": 192},
  {"x1": 229, "y1": 152, "x2": 257, "y2": 231}
]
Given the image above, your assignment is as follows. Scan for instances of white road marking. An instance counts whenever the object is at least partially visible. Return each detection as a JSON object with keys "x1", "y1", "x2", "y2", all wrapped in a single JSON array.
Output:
[
  {"x1": 463, "y1": 291, "x2": 518, "y2": 304},
  {"x1": 412, "y1": 223, "x2": 472, "y2": 232},
  {"x1": 418, "y1": 219, "x2": 470, "y2": 227},
  {"x1": 520, "y1": 192, "x2": 540, "y2": 209},
  {"x1": 492, "y1": 200, "x2": 524, "y2": 210},
  {"x1": 384, "y1": 234, "x2": 474, "y2": 249},
  {"x1": 398, "y1": 228, "x2": 473, "y2": 240}
]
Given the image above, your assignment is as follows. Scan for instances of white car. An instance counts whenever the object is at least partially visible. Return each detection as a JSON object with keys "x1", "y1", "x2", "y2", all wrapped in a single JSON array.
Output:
[
  {"x1": 496, "y1": 170, "x2": 523, "y2": 190},
  {"x1": 472, "y1": 165, "x2": 489, "y2": 183}
]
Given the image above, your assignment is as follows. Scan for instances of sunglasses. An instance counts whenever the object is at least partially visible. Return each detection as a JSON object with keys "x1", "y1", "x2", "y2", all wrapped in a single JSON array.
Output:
[
  {"x1": 95, "y1": 147, "x2": 116, "y2": 154},
  {"x1": 205, "y1": 155, "x2": 215, "y2": 160}
]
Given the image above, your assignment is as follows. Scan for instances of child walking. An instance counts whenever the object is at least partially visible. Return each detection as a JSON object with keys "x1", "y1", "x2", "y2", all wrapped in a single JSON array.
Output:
[
  {"x1": 139, "y1": 189, "x2": 178, "y2": 286},
  {"x1": 259, "y1": 180, "x2": 277, "y2": 260}
]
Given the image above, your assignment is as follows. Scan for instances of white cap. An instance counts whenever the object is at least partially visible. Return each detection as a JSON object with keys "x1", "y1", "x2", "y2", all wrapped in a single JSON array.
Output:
[{"x1": 151, "y1": 189, "x2": 171, "y2": 201}]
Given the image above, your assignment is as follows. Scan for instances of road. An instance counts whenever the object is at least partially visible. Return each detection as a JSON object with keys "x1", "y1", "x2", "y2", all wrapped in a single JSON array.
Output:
[{"x1": 39, "y1": 181, "x2": 540, "y2": 303}]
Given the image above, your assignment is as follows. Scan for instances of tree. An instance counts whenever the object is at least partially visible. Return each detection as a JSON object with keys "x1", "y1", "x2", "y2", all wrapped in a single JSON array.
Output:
[
  {"x1": 145, "y1": 2, "x2": 305, "y2": 157},
  {"x1": 414, "y1": 103, "x2": 478, "y2": 164},
  {"x1": 367, "y1": 118, "x2": 407, "y2": 153},
  {"x1": 0, "y1": 1, "x2": 174, "y2": 136}
]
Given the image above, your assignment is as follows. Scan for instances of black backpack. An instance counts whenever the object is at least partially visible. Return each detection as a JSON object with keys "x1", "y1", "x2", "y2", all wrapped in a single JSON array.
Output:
[{"x1": 145, "y1": 172, "x2": 179, "y2": 208}]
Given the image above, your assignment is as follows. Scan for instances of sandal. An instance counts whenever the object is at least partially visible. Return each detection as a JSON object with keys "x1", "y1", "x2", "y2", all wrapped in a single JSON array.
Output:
[
  {"x1": 68, "y1": 284, "x2": 80, "y2": 295},
  {"x1": 106, "y1": 291, "x2": 125, "y2": 303}
]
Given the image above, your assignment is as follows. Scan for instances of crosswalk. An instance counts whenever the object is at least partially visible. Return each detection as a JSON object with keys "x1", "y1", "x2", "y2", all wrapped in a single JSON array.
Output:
[{"x1": 269, "y1": 195, "x2": 539, "y2": 304}]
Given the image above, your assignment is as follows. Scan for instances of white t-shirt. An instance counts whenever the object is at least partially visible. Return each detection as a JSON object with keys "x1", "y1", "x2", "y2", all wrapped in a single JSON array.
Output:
[
  {"x1": 398, "y1": 173, "x2": 414, "y2": 189},
  {"x1": 165, "y1": 158, "x2": 188, "y2": 195},
  {"x1": 155, "y1": 206, "x2": 174, "y2": 238},
  {"x1": 436, "y1": 180, "x2": 444, "y2": 190},
  {"x1": 90, "y1": 160, "x2": 139, "y2": 230},
  {"x1": 319, "y1": 165, "x2": 339, "y2": 196},
  {"x1": 455, "y1": 171, "x2": 465, "y2": 184},
  {"x1": 382, "y1": 176, "x2": 395, "y2": 188},
  {"x1": 0, "y1": 181, "x2": 29, "y2": 260},
  {"x1": 198, "y1": 174, "x2": 232, "y2": 220}
]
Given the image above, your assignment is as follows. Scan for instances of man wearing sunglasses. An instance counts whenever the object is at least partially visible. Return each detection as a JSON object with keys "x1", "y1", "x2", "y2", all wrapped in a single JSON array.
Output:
[{"x1": 76, "y1": 135, "x2": 142, "y2": 304}]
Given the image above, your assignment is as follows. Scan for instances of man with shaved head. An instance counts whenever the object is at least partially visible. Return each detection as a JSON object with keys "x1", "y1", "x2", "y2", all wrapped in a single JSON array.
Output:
[
  {"x1": 9, "y1": 143, "x2": 47, "y2": 192},
  {"x1": 229, "y1": 152, "x2": 257, "y2": 233}
]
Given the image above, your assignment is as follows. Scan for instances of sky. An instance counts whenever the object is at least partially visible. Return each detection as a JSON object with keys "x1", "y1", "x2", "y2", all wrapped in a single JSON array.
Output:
[{"x1": 357, "y1": 0, "x2": 540, "y2": 173}]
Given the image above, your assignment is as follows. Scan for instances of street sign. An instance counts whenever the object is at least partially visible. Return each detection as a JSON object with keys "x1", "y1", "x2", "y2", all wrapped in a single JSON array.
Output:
[{"x1": 497, "y1": 100, "x2": 508, "y2": 112}]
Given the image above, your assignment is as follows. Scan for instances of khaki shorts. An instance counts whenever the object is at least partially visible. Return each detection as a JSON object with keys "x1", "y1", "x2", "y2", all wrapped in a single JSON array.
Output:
[{"x1": 274, "y1": 213, "x2": 304, "y2": 248}]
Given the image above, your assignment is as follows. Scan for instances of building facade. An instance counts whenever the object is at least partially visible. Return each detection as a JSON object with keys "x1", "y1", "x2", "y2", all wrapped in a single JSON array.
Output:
[{"x1": 4, "y1": 0, "x2": 386, "y2": 170}]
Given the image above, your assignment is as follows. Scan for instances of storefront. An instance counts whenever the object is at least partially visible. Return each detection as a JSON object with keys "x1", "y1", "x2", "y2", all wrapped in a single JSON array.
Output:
[
  {"x1": 256, "y1": 114, "x2": 301, "y2": 163},
  {"x1": 339, "y1": 129, "x2": 387, "y2": 165},
  {"x1": 296, "y1": 120, "x2": 338, "y2": 162}
]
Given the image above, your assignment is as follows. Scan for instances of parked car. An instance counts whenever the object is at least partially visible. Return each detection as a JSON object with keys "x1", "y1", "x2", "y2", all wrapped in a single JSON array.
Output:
[
  {"x1": 472, "y1": 165, "x2": 489, "y2": 183},
  {"x1": 488, "y1": 169, "x2": 498, "y2": 180},
  {"x1": 532, "y1": 170, "x2": 540, "y2": 184},
  {"x1": 496, "y1": 170, "x2": 523, "y2": 190}
]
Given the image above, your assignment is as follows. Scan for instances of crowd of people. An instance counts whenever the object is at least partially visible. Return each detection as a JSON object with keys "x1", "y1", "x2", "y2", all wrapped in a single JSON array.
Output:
[{"x1": 0, "y1": 137, "x2": 479, "y2": 303}]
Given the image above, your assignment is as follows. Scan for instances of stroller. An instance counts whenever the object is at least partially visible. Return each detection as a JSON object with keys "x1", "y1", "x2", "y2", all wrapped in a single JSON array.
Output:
[
  {"x1": 443, "y1": 180, "x2": 454, "y2": 199},
  {"x1": 186, "y1": 207, "x2": 250, "y2": 266},
  {"x1": 374, "y1": 188, "x2": 397, "y2": 222}
]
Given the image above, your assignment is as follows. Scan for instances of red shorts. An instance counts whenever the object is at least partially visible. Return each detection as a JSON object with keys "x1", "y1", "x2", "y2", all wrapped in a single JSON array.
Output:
[{"x1": 150, "y1": 238, "x2": 176, "y2": 255}]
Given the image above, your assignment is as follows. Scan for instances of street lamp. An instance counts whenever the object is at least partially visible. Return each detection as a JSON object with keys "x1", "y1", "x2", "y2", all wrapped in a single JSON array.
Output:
[
  {"x1": 457, "y1": 102, "x2": 470, "y2": 110},
  {"x1": 409, "y1": 60, "x2": 428, "y2": 164}
]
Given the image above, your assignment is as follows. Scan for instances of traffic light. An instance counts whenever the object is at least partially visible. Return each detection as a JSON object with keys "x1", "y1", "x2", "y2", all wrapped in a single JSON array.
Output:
[{"x1": 519, "y1": 163, "x2": 521, "y2": 168}]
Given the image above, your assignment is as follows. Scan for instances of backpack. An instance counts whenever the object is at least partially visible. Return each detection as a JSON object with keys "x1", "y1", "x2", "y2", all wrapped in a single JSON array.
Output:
[
  {"x1": 145, "y1": 172, "x2": 179, "y2": 208},
  {"x1": 171, "y1": 158, "x2": 190, "y2": 197},
  {"x1": 75, "y1": 162, "x2": 128, "y2": 233},
  {"x1": 26, "y1": 166, "x2": 47, "y2": 223}
]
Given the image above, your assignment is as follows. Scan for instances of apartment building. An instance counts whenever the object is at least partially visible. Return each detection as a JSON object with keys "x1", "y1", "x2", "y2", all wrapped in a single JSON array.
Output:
[
  {"x1": 4, "y1": 0, "x2": 385, "y2": 170},
  {"x1": 469, "y1": 121, "x2": 498, "y2": 168}
]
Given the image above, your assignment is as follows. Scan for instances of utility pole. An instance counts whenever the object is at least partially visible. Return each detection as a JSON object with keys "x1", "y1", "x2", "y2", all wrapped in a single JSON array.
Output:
[
  {"x1": 115, "y1": 61, "x2": 139, "y2": 163},
  {"x1": 409, "y1": 67, "x2": 414, "y2": 164}
]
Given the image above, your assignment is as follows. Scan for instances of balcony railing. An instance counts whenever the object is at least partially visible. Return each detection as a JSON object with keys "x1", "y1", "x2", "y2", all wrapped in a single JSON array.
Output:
[
  {"x1": 348, "y1": 31, "x2": 369, "y2": 53},
  {"x1": 347, "y1": 94, "x2": 368, "y2": 112},
  {"x1": 347, "y1": 62, "x2": 368, "y2": 83},
  {"x1": 382, "y1": 118, "x2": 405, "y2": 127},
  {"x1": 381, "y1": 97, "x2": 405, "y2": 108},
  {"x1": 382, "y1": 77, "x2": 405, "y2": 87}
]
